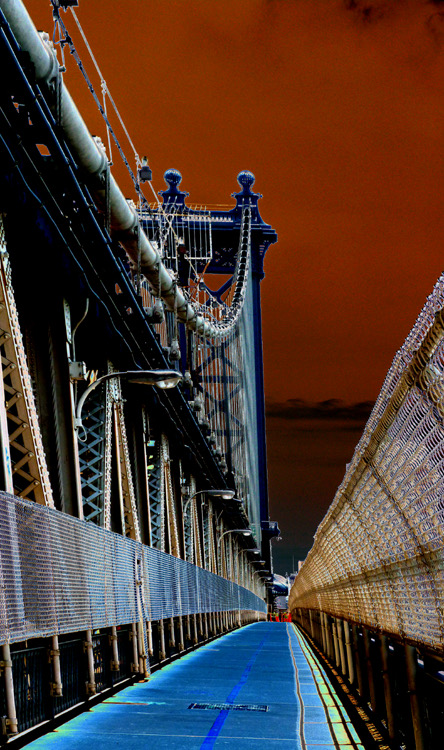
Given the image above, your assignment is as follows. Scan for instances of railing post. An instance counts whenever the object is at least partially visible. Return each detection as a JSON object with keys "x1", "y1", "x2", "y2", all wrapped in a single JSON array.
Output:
[
  {"x1": 158, "y1": 619, "x2": 166, "y2": 661},
  {"x1": 131, "y1": 622, "x2": 140, "y2": 670},
  {"x1": 363, "y1": 629, "x2": 377, "y2": 710},
  {"x1": 169, "y1": 617, "x2": 176, "y2": 648},
  {"x1": 332, "y1": 619, "x2": 340, "y2": 667},
  {"x1": 147, "y1": 620, "x2": 154, "y2": 656},
  {"x1": 380, "y1": 635, "x2": 396, "y2": 742},
  {"x1": 1, "y1": 643, "x2": 17, "y2": 735},
  {"x1": 308, "y1": 610, "x2": 315, "y2": 639},
  {"x1": 352, "y1": 625, "x2": 365, "y2": 699},
  {"x1": 343, "y1": 620, "x2": 355, "y2": 685},
  {"x1": 137, "y1": 621, "x2": 148, "y2": 677},
  {"x1": 186, "y1": 615, "x2": 192, "y2": 644},
  {"x1": 320, "y1": 611, "x2": 327, "y2": 654},
  {"x1": 178, "y1": 616, "x2": 185, "y2": 651},
  {"x1": 84, "y1": 630, "x2": 96, "y2": 695},
  {"x1": 336, "y1": 618, "x2": 347, "y2": 677},
  {"x1": 109, "y1": 626, "x2": 120, "y2": 671},
  {"x1": 49, "y1": 635, "x2": 63, "y2": 697},
  {"x1": 405, "y1": 644, "x2": 426, "y2": 750},
  {"x1": 193, "y1": 614, "x2": 199, "y2": 644}
]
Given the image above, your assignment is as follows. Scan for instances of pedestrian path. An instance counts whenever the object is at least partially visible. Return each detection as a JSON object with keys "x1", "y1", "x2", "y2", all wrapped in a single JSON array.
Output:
[{"x1": 26, "y1": 622, "x2": 364, "y2": 749}]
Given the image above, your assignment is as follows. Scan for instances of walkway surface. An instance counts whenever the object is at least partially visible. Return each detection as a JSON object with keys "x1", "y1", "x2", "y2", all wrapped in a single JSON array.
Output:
[{"x1": 26, "y1": 622, "x2": 364, "y2": 749}]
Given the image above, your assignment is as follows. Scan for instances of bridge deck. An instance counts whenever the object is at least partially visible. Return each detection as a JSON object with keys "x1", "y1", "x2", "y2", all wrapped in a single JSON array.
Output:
[{"x1": 26, "y1": 623, "x2": 363, "y2": 749}]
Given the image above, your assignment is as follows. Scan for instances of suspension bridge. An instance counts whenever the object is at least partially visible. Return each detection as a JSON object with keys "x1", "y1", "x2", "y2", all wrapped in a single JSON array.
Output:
[{"x1": 0, "y1": 1, "x2": 443, "y2": 749}]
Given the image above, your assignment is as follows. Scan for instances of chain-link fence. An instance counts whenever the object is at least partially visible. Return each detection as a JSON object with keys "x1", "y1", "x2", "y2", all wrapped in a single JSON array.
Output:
[
  {"x1": 289, "y1": 273, "x2": 444, "y2": 652},
  {"x1": 0, "y1": 492, "x2": 265, "y2": 645}
]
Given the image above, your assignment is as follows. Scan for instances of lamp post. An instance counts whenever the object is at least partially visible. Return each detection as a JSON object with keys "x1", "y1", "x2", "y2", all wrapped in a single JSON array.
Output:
[
  {"x1": 182, "y1": 488, "x2": 237, "y2": 517},
  {"x1": 236, "y1": 547, "x2": 260, "y2": 587},
  {"x1": 217, "y1": 528, "x2": 251, "y2": 549},
  {"x1": 75, "y1": 369, "x2": 182, "y2": 430}
]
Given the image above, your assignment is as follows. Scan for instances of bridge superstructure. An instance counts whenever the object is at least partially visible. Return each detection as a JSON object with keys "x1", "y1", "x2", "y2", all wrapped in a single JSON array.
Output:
[{"x1": 0, "y1": 0, "x2": 279, "y2": 740}]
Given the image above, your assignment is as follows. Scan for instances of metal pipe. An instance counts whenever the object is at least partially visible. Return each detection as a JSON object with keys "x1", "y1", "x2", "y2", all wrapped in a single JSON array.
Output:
[
  {"x1": 50, "y1": 635, "x2": 63, "y2": 696},
  {"x1": 1, "y1": 643, "x2": 17, "y2": 734},
  {"x1": 84, "y1": 629, "x2": 96, "y2": 695},
  {"x1": 0, "y1": 0, "x2": 227, "y2": 339},
  {"x1": 131, "y1": 622, "x2": 140, "y2": 671},
  {"x1": 110, "y1": 626, "x2": 120, "y2": 671}
]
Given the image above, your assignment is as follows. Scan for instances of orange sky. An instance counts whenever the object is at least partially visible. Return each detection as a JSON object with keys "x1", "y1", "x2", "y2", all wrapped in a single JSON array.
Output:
[{"x1": 24, "y1": 0, "x2": 444, "y2": 571}]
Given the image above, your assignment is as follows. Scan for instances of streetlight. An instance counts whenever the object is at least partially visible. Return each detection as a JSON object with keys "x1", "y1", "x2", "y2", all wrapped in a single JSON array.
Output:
[
  {"x1": 217, "y1": 528, "x2": 252, "y2": 549},
  {"x1": 182, "y1": 488, "x2": 237, "y2": 516},
  {"x1": 75, "y1": 369, "x2": 182, "y2": 430}
]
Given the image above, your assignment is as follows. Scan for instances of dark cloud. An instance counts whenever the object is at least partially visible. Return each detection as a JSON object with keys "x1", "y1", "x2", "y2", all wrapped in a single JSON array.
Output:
[
  {"x1": 343, "y1": 1, "x2": 392, "y2": 23},
  {"x1": 427, "y1": 12, "x2": 444, "y2": 46},
  {"x1": 266, "y1": 398, "x2": 374, "y2": 422}
]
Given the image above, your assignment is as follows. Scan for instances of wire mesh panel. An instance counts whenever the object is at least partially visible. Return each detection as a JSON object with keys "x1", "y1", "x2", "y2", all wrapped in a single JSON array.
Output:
[
  {"x1": 289, "y1": 272, "x2": 444, "y2": 653},
  {"x1": 0, "y1": 492, "x2": 265, "y2": 646}
]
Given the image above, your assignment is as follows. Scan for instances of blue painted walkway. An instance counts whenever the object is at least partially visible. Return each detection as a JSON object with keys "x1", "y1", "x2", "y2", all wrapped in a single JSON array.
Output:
[{"x1": 27, "y1": 622, "x2": 364, "y2": 749}]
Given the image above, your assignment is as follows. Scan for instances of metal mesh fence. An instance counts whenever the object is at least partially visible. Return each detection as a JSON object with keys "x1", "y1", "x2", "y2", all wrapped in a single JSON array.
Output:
[
  {"x1": 289, "y1": 273, "x2": 444, "y2": 652},
  {"x1": 0, "y1": 492, "x2": 265, "y2": 646}
]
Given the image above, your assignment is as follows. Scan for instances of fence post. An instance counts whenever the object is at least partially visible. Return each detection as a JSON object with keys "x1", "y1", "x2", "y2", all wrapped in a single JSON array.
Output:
[
  {"x1": 332, "y1": 619, "x2": 340, "y2": 668},
  {"x1": 343, "y1": 620, "x2": 355, "y2": 685},
  {"x1": 1, "y1": 643, "x2": 17, "y2": 735},
  {"x1": 380, "y1": 635, "x2": 396, "y2": 742},
  {"x1": 49, "y1": 635, "x2": 63, "y2": 697},
  {"x1": 109, "y1": 626, "x2": 120, "y2": 671},
  {"x1": 405, "y1": 644, "x2": 426, "y2": 750},
  {"x1": 84, "y1": 630, "x2": 96, "y2": 695},
  {"x1": 131, "y1": 622, "x2": 140, "y2": 670},
  {"x1": 336, "y1": 619, "x2": 347, "y2": 677},
  {"x1": 363, "y1": 629, "x2": 377, "y2": 710},
  {"x1": 158, "y1": 620, "x2": 166, "y2": 661}
]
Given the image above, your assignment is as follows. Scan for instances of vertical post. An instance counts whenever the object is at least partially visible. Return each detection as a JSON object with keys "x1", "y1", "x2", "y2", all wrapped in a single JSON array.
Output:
[
  {"x1": 169, "y1": 617, "x2": 176, "y2": 647},
  {"x1": 50, "y1": 635, "x2": 63, "y2": 696},
  {"x1": 380, "y1": 635, "x2": 396, "y2": 742},
  {"x1": 158, "y1": 620, "x2": 166, "y2": 661},
  {"x1": 405, "y1": 644, "x2": 426, "y2": 750},
  {"x1": 336, "y1": 619, "x2": 347, "y2": 677},
  {"x1": 363, "y1": 629, "x2": 377, "y2": 711},
  {"x1": 137, "y1": 621, "x2": 148, "y2": 677},
  {"x1": 308, "y1": 610, "x2": 315, "y2": 639},
  {"x1": 1, "y1": 643, "x2": 17, "y2": 735},
  {"x1": 343, "y1": 620, "x2": 355, "y2": 685},
  {"x1": 178, "y1": 616, "x2": 185, "y2": 651},
  {"x1": 332, "y1": 620, "x2": 340, "y2": 668},
  {"x1": 84, "y1": 630, "x2": 96, "y2": 695},
  {"x1": 352, "y1": 625, "x2": 365, "y2": 699},
  {"x1": 110, "y1": 626, "x2": 120, "y2": 671},
  {"x1": 131, "y1": 622, "x2": 140, "y2": 671},
  {"x1": 320, "y1": 612, "x2": 327, "y2": 654},
  {"x1": 147, "y1": 620, "x2": 154, "y2": 656},
  {"x1": 193, "y1": 613, "x2": 199, "y2": 644}
]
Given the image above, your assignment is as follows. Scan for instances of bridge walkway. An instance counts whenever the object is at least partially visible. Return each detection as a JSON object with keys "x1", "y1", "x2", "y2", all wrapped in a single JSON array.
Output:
[{"x1": 24, "y1": 622, "x2": 364, "y2": 750}]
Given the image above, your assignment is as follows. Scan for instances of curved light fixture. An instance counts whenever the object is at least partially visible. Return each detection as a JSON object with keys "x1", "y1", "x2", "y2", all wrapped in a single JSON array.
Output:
[{"x1": 75, "y1": 369, "x2": 182, "y2": 429}]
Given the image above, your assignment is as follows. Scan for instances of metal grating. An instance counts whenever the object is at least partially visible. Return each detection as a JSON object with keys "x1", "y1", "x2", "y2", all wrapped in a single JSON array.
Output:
[
  {"x1": 290, "y1": 269, "x2": 444, "y2": 651},
  {"x1": 0, "y1": 490, "x2": 266, "y2": 646}
]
